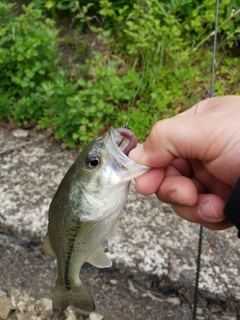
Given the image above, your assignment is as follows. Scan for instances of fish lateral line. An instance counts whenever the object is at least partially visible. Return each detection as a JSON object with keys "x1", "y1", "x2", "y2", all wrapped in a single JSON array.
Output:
[{"x1": 63, "y1": 218, "x2": 83, "y2": 289}]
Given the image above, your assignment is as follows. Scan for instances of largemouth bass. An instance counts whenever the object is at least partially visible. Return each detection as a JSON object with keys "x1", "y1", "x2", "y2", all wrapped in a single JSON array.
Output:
[{"x1": 42, "y1": 127, "x2": 149, "y2": 313}]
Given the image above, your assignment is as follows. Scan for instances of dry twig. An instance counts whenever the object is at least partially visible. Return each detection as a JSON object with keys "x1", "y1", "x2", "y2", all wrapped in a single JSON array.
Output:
[
  {"x1": 0, "y1": 133, "x2": 52, "y2": 155},
  {"x1": 191, "y1": 8, "x2": 240, "y2": 53}
]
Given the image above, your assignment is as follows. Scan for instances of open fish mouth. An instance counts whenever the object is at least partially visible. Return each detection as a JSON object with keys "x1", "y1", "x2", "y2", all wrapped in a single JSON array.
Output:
[{"x1": 114, "y1": 128, "x2": 138, "y2": 156}]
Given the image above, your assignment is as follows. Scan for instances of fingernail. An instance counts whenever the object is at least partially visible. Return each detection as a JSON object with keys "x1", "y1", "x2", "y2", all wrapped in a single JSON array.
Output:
[
  {"x1": 198, "y1": 200, "x2": 222, "y2": 221},
  {"x1": 129, "y1": 145, "x2": 145, "y2": 162},
  {"x1": 169, "y1": 190, "x2": 185, "y2": 205}
]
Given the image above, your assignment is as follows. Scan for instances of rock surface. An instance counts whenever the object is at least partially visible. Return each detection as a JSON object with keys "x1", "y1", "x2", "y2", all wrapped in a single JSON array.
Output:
[{"x1": 1, "y1": 125, "x2": 240, "y2": 319}]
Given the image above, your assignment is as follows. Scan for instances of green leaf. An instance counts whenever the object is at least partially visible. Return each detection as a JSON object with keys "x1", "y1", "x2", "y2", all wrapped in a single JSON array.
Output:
[
  {"x1": 72, "y1": 132, "x2": 79, "y2": 140},
  {"x1": 102, "y1": 30, "x2": 111, "y2": 37},
  {"x1": 45, "y1": 1, "x2": 56, "y2": 10},
  {"x1": 77, "y1": 78, "x2": 86, "y2": 87}
]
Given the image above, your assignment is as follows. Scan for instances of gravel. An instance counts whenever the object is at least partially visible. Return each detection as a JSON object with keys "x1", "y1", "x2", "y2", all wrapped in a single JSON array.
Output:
[{"x1": 1, "y1": 124, "x2": 240, "y2": 319}]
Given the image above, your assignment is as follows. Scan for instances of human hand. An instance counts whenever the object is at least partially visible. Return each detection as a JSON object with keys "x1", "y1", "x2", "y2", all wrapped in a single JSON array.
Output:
[{"x1": 129, "y1": 96, "x2": 240, "y2": 230}]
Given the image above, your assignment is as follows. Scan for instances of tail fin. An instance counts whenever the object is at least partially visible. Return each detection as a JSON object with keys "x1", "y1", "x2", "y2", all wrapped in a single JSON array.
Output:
[{"x1": 53, "y1": 279, "x2": 95, "y2": 313}]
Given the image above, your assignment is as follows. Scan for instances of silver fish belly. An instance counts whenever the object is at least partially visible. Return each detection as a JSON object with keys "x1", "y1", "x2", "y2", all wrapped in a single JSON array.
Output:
[{"x1": 42, "y1": 127, "x2": 149, "y2": 313}]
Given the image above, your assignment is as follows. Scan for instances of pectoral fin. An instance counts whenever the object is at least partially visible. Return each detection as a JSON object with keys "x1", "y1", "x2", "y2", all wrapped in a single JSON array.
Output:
[
  {"x1": 108, "y1": 219, "x2": 119, "y2": 245},
  {"x1": 42, "y1": 232, "x2": 56, "y2": 257},
  {"x1": 87, "y1": 247, "x2": 112, "y2": 268}
]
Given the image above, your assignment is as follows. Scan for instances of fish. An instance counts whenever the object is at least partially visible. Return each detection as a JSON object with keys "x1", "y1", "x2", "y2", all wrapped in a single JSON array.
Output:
[{"x1": 42, "y1": 127, "x2": 150, "y2": 314}]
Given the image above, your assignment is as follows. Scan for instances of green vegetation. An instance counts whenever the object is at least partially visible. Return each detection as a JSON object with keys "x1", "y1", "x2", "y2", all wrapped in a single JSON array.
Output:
[{"x1": 0, "y1": 1, "x2": 239, "y2": 147}]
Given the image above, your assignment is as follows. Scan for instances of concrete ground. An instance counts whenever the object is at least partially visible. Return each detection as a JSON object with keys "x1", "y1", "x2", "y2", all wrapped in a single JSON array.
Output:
[{"x1": 1, "y1": 124, "x2": 240, "y2": 319}]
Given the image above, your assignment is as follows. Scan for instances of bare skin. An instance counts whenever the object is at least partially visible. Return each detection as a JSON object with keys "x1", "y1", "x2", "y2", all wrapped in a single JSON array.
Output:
[{"x1": 129, "y1": 96, "x2": 240, "y2": 230}]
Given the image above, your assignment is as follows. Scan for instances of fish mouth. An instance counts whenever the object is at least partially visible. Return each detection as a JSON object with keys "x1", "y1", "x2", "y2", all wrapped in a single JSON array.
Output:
[
  {"x1": 114, "y1": 128, "x2": 138, "y2": 156},
  {"x1": 106, "y1": 127, "x2": 150, "y2": 180}
]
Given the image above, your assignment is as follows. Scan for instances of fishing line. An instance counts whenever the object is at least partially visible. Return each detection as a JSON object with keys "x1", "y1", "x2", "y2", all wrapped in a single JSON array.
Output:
[
  {"x1": 192, "y1": 0, "x2": 219, "y2": 319},
  {"x1": 118, "y1": 50, "x2": 146, "y2": 147},
  {"x1": 131, "y1": 50, "x2": 146, "y2": 115},
  {"x1": 124, "y1": 50, "x2": 146, "y2": 130}
]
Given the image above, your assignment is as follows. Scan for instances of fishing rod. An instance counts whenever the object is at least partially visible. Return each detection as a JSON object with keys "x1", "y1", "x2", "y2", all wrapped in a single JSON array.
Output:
[
  {"x1": 192, "y1": 0, "x2": 219, "y2": 319},
  {"x1": 121, "y1": 2, "x2": 221, "y2": 317}
]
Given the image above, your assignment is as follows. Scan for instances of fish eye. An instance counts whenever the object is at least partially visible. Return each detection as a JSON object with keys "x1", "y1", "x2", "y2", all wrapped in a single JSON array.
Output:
[{"x1": 86, "y1": 153, "x2": 101, "y2": 168}]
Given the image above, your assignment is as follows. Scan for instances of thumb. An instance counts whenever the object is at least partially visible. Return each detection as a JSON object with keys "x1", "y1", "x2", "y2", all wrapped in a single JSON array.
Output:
[{"x1": 129, "y1": 112, "x2": 217, "y2": 168}]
